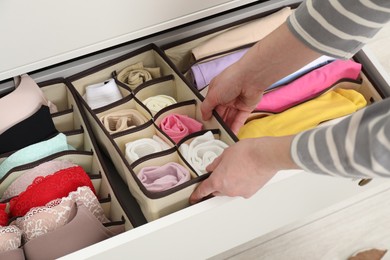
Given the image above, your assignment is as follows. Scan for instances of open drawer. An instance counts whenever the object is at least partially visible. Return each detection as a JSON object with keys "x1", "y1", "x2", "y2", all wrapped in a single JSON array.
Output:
[{"x1": 0, "y1": 0, "x2": 390, "y2": 259}]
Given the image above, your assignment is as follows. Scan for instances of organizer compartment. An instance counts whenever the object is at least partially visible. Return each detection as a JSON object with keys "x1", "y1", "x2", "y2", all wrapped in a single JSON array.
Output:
[
  {"x1": 0, "y1": 77, "x2": 141, "y2": 258},
  {"x1": 1, "y1": 152, "x2": 126, "y2": 260},
  {"x1": 38, "y1": 78, "x2": 135, "y2": 229},
  {"x1": 129, "y1": 149, "x2": 199, "y2": 220},
  {"x1": 113, "y1": 122, "x2": 175, "y2": 166},
  {"x1": 67, "y1": 44, "x2": 237, "y2": 221}
]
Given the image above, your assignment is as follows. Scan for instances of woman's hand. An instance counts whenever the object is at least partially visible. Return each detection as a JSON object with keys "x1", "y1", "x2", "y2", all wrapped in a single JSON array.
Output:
[
  {"x1": 201, "y1": 23, "x2": 321, "y2": 134},
  {"x1": 201, "y1": 60, "x2": 264, "y2": 134},
  {"x1": 190, "y1": 135, "x2": 299, "y2": 204}
]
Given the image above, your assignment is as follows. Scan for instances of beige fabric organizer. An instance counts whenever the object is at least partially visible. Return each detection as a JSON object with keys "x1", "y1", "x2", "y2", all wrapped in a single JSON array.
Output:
[
  {"x1": 67, "y1": 44, "x2": 238, "y2": 222},
  {"x1": 0, "y1": 78, "x2": 134, "y2": 259}
]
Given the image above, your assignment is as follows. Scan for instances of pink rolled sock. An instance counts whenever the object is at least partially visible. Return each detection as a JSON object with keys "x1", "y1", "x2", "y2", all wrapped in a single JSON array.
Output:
[{"x1": 159, "y1": 114, "x2": 203, "y2": 143}]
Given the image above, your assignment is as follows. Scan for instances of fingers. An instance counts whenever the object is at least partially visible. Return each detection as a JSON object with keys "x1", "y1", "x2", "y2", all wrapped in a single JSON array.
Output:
[
  {"x1": 206, "y1": 153, "x2": 222, "y2": 172},
  {"x1": 229, "y1": 110, "x2": 250, "y2": 134},
  {"x1": 201, "y1": 86, "x2": 219, "y2": 121},
  {"x1": 189, "y1": 178, "x2": 216, "y2": 204},
  {"x1": 190, "y1": 154, "x2": 224, "y2": 204}
]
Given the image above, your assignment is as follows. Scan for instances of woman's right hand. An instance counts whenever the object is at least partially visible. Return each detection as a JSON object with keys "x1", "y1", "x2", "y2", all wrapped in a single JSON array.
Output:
[{"x1": 201, "y1": 59, "x2": 264, "y2": 134}]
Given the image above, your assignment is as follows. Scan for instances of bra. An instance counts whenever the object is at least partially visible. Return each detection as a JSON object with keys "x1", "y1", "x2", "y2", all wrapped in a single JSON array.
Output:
[
  {"x1": 0, "y1": 225, "x2": 21, "y2": 253},
  {"x1": 0, "y1": 74, "x2": 57, "y2": 135},
  {"x1": 23, "y1": 201, "x2": 123, "y2": 260},
  {"x1": 0, "y1": 247, "x2": 24, "y2": 260},
  {"x1": 9, "y1": 166, "x2": 95, "y2": 217},
  {"x1": 11, "y1": 186, "x2": 107, "y2": 242},
  {"x1": 0, "y1": 133, "x2": 73, "y2": 179},
  {"x1": 2, "y1": 160, "x2": 76, "y2": 200},
  {"x1": 0, "y1": 105, "x2": 58, "y2": 155},
  {"x1": 0, "y1": 204, "x2": 8, "y2": 226}
]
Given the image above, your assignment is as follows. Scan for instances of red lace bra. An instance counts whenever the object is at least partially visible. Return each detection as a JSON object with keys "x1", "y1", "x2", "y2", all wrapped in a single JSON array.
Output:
[
  {"x1": 9, "y1": 166, "x2": 95, "y2": 217},
  {"x1": 0, "y1": 204, "x2": 8, "y2": 226}
]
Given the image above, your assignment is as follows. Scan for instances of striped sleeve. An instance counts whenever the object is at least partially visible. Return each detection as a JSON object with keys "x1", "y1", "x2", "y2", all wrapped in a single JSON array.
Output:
[
  {"x1": 291, "y1": 99, "x2": 390, "y2": 178},
  {"x1": 287, "y1": 0, "x2": 390, "y2": 59}
]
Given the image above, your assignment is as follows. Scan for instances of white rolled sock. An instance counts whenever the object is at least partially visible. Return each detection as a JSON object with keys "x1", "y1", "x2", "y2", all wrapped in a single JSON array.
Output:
[
  {"x1": 142, "y1": 95, "x2": 177, "y2": 116},
  {"x1": 179, "y1": 131, "x2": 228, "y2": 175},
  {"x1": 84, "y1": 79, "x2": 123, "y2": 109},
  {"x1": 125, "y1": 135, "x2": 170, "y2": 164}
]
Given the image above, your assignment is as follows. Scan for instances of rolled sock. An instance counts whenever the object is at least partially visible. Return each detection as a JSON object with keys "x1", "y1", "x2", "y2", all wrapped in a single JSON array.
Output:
[
  {"x1": 99, "y1": 109, "x2": 148, "y2": 134},
  {"x1": 0, "y1": 133, "x2": 74, "y2": 179},
  {"x1": 256, "y1": 59, "x2": 362, "y2": 113},
  {"x1": 159, "y1": 114, "x2": 203, "y2": 143},
  {"x1": 2, "y1": 160, "x2": 76, "y2": 200},
  {"x1": 152, "y1": 135, "x2": 171, "y2": 150},
  {"x1": 142, "y1": 95, "x2": 177, "y2": 115},
  {"x1": 125, "y1": 135, "x2": 170, "y2": 164},
  {"x1": 117, "y1": 62, "x2": 161, "y2": 90},
  {"x1": 84, "y1": 79, "x2": 123, "y2": 109},
  {"x1": 138, "y1": 162, "x2": 191, "y2": 192},
  {"x1": 180, "y1": 131, "x2": 228, "y2": 175}
]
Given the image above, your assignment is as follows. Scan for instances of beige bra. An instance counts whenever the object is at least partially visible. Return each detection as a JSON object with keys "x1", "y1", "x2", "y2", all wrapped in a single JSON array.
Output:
[
  {"x1": 0, "y1": 74, "x2": 57, "y2": 134},
  {"x1": 11, "y1": 186, "x2": 109, "y2": 243},
  {"x1": 23, "y1": 202, "x2": 123, "y2": 260}
]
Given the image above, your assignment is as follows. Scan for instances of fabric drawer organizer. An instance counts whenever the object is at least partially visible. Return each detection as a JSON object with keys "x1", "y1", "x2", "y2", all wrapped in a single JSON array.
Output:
[
  {"x1": 0, "y1": 77, "x2": 135, "y2": 259},
  {"x1": 67, "y1": 44, "x2": 238, "y2": 222},
  {"x1": 161, "y1": 5, "x2": 384, "y2": 137}
]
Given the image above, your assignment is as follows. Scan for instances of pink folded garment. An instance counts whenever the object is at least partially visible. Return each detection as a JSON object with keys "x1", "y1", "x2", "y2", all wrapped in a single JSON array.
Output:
[
  {"x1": 255, "y1": 59, "x2": 362, "y2": 113},
  {"x1": 159, "y1": 114, "x2": 203, "y2": 143},
  {"x1": 138, "y1": 162, "x2": 191, "y2": 192}
]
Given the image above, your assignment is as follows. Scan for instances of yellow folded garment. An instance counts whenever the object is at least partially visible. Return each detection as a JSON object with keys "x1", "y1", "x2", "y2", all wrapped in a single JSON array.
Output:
[{"x1": 238, "y1": 88, "x2": 367, "y2": 139}]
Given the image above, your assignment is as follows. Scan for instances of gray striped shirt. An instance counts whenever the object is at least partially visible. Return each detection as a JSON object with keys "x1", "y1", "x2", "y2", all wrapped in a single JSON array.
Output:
[
  {"x1": 288, "y1": 0, "x2": 390, "y2": 59},
  {"x1": 287, "y1": 0, "x2": 390, "y2": 177}
]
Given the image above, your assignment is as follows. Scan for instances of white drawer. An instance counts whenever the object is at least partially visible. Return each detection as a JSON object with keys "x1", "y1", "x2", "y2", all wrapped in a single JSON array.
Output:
[
  {"x1": 1, "y1": 0, "x2": 390, "y2": 259},
  {"x1": 0, "y1": 0, "x2": 259, "y2": 81},
  {"x1": 60, "y1": 174, "x2": 390, "y2": 259}
]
